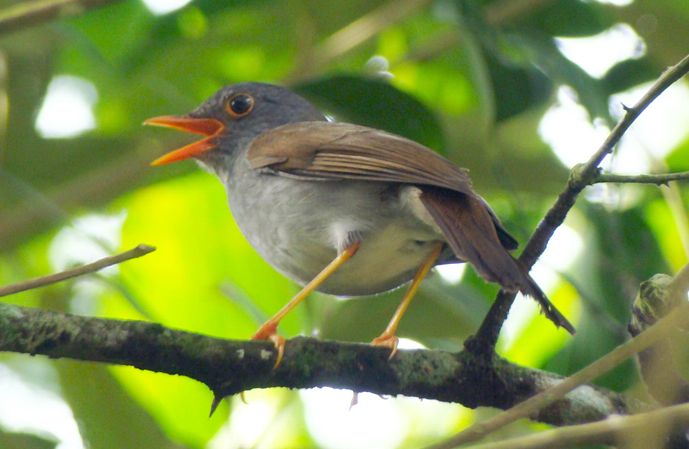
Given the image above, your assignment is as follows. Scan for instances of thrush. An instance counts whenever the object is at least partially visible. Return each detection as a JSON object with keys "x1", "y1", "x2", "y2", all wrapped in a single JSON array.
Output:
[{"x1": 146, "y1": 82, "x2": 574, "y2": 366}]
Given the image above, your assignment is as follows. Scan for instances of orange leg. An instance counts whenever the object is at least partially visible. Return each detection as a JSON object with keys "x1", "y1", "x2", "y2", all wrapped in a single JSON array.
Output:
[
  {"x1": 253, "y1": 241, "x2": 361, "y2": 368},
  {"x1": 371, "y1": 242, "x2": 443, "y2": 359}
]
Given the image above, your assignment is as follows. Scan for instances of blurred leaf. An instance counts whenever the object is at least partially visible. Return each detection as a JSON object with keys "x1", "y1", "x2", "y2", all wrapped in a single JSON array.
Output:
[
  {"x1": 109, "y1": 365, "x2": 224, "y2": 448},
  {"x1": 296, "y1": 75, "x2": 446, "y2": 151},
  {"x1": 546, "y1": 316, "x2": 637, "y2": 391},
  {"x1": 587, "y1": 203, "x2": 671, "y2": 320},
  {"x1": 488, "y1": 110, "x2": 570, "y2": 195},
  {"x1": 456, "y1": 0, "x2": 554, "y2": 122},
  {"x1": 666, "y1": 136, "x2": 689, "y2": 172},
  {"x1": 65, "y1": 1, "x2": 156, "y2": 66},
  {"x1": 544, "y1": 203, "x2": 668, "y2": 389},
  {"x1": 600, "y1": 57, "x2": 657, "y2": 95},
  {"x1": 614, "y1": 0, "x2": 689, "y2": 67},
  {"x1": 644, "y1": 197, "x2": 688, "y2": 271},
  {"x1": 0, "y1": 431, "x2": 56, "y2": 449},
  {"x1": 114, "y1": 172, "x2": 300, "y2": 338},
  {"x1": 509, "y1": 33, "x2": 610, "y2": 122},
  {"x1": 482, "y1": 52, "x2": 552, "y2": 121},
  {"x1": 318, "y1": 275, "x2": 489, "y2": 347},
  {"x1": 0, "y1": 234, "x2": 53, "y2": 308},
  {"x1": 501, "y1": 281, "x2": 578, "y2": 367},
  {"x1": 511, "y1": 0, "x2": 612, "y2": 37},
  {"x1": 57, "y1": 361, "x2": 184, "y2": 449}
]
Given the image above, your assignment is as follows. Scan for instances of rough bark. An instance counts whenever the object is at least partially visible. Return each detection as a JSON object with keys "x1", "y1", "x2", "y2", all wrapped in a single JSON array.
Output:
[{"x1": 0, "y1": 302, "x2": 629, "y2": 426}]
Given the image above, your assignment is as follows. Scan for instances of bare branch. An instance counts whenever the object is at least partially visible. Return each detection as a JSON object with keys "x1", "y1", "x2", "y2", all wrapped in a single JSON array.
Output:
[
  {"x1": 593, "y1": 171, "x2": 689, "y2": 186},
  {"x1": 0, "y1": 0, "x2": 122, "y2": 35},
  {"x1": 0, "y1": 244, "x2": 155, "y2": 297},
  {"x1": 0, "y1": 302, "x2": 629, "y2": 425}
]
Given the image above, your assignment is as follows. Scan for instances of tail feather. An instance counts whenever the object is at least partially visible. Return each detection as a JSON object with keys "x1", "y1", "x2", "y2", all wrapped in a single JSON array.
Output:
[
  {"x1": 522, "y1": 271, "x2": 576, "y2": 334},
  {"x1": 420, "y1": 187, "x2": 575, "y2": 334}
]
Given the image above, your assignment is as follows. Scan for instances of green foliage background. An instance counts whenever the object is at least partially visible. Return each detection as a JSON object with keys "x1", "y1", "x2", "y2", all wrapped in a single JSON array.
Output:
[{"x1": 1, "y1": 0, "x2": 688, "y2": 448}]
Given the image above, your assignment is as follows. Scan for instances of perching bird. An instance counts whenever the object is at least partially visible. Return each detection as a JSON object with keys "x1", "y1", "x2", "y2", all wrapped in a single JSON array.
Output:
[{"x1": 146, "y1": 82, "x2": 574, "y2": 366}]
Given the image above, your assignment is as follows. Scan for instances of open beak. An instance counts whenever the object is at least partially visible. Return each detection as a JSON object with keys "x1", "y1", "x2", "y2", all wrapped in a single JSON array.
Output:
[{"x1": 144, "y1": 116, "x2": 225, "y2": 166}]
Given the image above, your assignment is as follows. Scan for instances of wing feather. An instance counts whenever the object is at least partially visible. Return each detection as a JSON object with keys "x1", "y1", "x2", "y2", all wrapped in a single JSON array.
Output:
[{"x1": 247, "y1": 121, "x2": 474, "y2": 195}]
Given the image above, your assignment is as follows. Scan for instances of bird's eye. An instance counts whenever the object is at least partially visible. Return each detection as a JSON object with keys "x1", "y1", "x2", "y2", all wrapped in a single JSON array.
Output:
[{"x1": 226, "y1": 94, "x2": 255, "y2": 118}]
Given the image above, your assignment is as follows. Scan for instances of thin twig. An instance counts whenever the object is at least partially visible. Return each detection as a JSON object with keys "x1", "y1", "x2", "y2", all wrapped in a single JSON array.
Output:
[
  {"x1": 0, "y1": 0, "x2": 121, "y2": 35},
  {"x1": 0, "y1": 244, "x2": 155, "y2": 297},
  {"x1": 428, "y1": 263, "x2": 689, "y2": 449},
  {"x1": 464, "y1": 402, "x2": 689, "y2": 449},
  {"x1": 594, "y1": 171, "x2": 689, "y2": 185},
  {"x1": 473, "y1": 52, "x2": 689, "y2": 349}
]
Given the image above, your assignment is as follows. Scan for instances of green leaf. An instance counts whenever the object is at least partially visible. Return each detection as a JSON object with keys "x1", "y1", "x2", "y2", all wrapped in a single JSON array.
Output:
[
  {"x1": 600, "y1": 58, "x2": 657, "y2": 95},
  {"x1": 513, "y1": 0, "x2": 612, "y2": 37},
  {"x1": 482, "y1": 52, "x2": 552, "y2": 121}
]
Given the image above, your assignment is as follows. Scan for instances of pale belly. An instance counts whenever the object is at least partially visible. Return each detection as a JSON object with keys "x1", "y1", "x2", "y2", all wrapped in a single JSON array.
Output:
[{"x1": 225, "y1": 162, "x2": 445, "y2": 296}]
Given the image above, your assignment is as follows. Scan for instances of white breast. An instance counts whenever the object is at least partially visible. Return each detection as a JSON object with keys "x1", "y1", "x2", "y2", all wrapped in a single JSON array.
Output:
[{"x1": 225, "y1": 158, "x2": 444, "y2": 296}]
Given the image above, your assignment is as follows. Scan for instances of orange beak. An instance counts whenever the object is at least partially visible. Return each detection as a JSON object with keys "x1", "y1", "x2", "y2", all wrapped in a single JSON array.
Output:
[{"x1": 144, "y1": 116, "x2": 225, "y2": 166}]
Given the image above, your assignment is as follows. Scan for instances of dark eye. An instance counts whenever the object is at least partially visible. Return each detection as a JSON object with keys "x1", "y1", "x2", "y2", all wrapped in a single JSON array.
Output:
[{"x1": 226, "y1": 94, "x2": 254, "y2": 118}]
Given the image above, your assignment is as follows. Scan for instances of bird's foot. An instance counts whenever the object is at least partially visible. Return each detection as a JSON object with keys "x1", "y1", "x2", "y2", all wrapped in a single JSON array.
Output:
[
  {"x1": 252, "y1": 321, "x2": 286, "y2": 369},
  {"x1": 371, "y1": 332, "x2": 399, "y2": 360}
]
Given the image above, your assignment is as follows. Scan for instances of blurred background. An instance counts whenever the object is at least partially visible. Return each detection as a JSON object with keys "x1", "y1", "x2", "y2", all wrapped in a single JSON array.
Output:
[{"x1": 1, "y1": 0, "x2": 688, "y2": 448}]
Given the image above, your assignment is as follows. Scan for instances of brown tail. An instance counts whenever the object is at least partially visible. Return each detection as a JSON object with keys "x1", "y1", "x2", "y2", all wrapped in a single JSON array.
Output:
[{"x1": 420, "y1": 187, "x2": 575, "y2": 334}]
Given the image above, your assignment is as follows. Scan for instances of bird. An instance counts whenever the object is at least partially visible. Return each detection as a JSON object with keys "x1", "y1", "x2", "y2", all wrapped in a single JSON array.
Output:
[{"x1": 145, "y1": 82, "x2": 574, "y2": 367}]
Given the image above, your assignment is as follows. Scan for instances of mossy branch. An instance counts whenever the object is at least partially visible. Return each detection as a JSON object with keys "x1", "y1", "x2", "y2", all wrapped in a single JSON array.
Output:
[{"x1": 0, "y1": 302, "x2": 629, "y2": 425}]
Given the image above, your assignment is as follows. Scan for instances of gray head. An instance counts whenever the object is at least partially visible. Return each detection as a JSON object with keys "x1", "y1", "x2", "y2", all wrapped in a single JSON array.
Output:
[{"x1": 146, "y1": 82, "x2": 325, "y2": 170}]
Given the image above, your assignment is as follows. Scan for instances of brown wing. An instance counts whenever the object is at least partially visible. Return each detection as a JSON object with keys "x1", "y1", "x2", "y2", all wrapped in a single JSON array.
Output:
[
  {"x1": 247, "y1": 121, "x2": 475, "y2": 196},
  {"x1": 248, "y1": 121, "x2": 517, "y2": 249}
]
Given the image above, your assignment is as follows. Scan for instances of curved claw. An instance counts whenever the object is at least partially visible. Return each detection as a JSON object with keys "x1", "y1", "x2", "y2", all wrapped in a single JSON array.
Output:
[
  {"x1": 267, "y1": 334, "x2": 286, "y2": 369},
  {"x1": 252, "y1": 321, "x2": 286, "y2": 369},
  {"x1": 371, "y1": 332, "x2": 400, "y2": 360}
]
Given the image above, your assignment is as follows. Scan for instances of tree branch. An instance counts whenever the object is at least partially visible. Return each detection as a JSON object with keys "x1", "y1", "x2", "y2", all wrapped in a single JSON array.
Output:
[
  {"x1": 0, "y1": 302, "x2": 629, "y2": 426},
  {"x1": 0, "y1": 0, "x2": 122, "y2": 35},
  {"x1": 464, "y1": 402, "x2": 689, "y2": 449},
  {"x1": 593, "y1": 170, "x2": 689, "y2": 186},
  {"x1": 471, "y1": 52, "x2": 689, "y2": 350},
  {"x1": 432, "y1": 263, "x2": 689, "y2": 449},
  {"x1": 0, "y1": 244, "x2": 155, "y2": 297}
]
